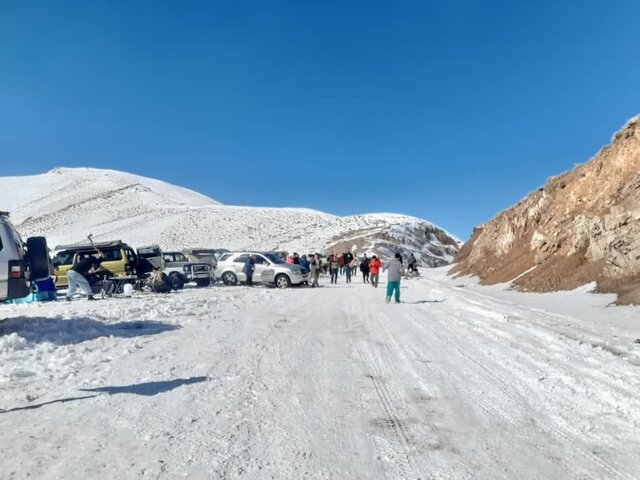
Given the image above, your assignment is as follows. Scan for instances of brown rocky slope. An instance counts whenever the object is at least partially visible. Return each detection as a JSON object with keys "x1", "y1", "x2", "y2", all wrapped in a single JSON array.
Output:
[{"x1": 451, "y1": 116, "x2": 640, "y2": 305}]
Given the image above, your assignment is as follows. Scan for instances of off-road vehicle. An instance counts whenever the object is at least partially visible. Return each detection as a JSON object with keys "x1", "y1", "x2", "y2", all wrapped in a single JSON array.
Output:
[
  {"x1": 0, "y1": 211, "x2": 50, "y2": 302},
  {"x1": 162, "y1": 251, "x2": 212, "y2": 289},
  {"x1": 52, "y1": 240, "x2": 138, "y2": 288}
]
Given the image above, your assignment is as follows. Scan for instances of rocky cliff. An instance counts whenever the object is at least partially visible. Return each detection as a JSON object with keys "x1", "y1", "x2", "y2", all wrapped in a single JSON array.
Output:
[{"x1": 451, "y1": 116, "x2": 640, "y2": 304}]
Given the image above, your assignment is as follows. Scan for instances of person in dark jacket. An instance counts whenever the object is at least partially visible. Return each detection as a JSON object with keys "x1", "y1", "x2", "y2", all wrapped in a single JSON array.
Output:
[
  {"x1": 360, "y1": 254, "x2": 370, "y2": 283},
  {"x1": 243, "y1": 255, "x2": 256, "y2": 286},
  {"x1": 299, "y1": 255, "x2": 310, "y2": 273},
  {"x1": 66, "y1": 253, "x2": 104, "y2": 300}
]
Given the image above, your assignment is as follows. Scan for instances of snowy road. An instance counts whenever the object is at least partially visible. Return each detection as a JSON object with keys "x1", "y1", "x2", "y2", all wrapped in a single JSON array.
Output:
[{"x1": 1, "y1": 272, "x2": 639, "y2": 479}]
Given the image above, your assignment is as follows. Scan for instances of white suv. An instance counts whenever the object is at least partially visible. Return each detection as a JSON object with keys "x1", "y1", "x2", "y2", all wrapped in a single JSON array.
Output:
[
  {"x1": 215, "y1": 251, "x2": 308, "y2": 288},
  {"x1": 0, "y1": 212, "x2": 50, "y2": 302}
]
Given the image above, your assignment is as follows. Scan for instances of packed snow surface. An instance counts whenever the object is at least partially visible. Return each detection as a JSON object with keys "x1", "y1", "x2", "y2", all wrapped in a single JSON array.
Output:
[{"x1": 1, "y1": 268, "x2": 639, "y2": 479}]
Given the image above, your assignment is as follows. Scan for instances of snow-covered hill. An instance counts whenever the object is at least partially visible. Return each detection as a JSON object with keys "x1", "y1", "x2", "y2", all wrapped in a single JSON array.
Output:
[{"x1": 1, "y1": 167, "x2": 460, "y2": 265}]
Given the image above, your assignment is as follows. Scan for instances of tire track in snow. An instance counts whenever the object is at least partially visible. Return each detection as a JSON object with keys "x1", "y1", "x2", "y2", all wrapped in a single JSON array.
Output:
[{"x1": 402, "y1": 299, "x2": 637, "y2": 480}]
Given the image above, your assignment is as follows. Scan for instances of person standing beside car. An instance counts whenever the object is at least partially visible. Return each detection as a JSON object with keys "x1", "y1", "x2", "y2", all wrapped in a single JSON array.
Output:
[
  {"x1": 309, "y1": 254, "x2": 322, "y2": 287},
  {"x1": 66, "y1": 252, "x2": 104, "y2": 301},
  {"x1": 243, "y1": 255, "x2": 256, "y2": 286}
]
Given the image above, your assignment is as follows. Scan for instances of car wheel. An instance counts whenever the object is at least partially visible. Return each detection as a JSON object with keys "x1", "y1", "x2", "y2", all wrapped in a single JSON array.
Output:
[
  {"x1": 275, "y1": 274, "x2": 291, "y2": 289},
  {"x1": 26, "y1": 236, "x2": 51, "y2": 282},
  {"x1": 195, "y1": 278, "x2": 210, "y2": 287},
  {"x1": 168, "y1": 272, "x2": 184, "y2": 290},
  {"x1": 222, "y1": 271, "x2": 238, "y2": 286}
]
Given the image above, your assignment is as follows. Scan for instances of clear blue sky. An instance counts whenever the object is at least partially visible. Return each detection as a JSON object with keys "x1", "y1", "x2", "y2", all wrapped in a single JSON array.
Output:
[{"x1": 1, "y1": 1, "x2": 639, "y2": 239}]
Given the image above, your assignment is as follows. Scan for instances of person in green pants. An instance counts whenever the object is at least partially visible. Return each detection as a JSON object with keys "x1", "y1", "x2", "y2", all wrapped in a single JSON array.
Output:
[{"x1": 383, "y1": 253, "x2": 405, "y2": 303}]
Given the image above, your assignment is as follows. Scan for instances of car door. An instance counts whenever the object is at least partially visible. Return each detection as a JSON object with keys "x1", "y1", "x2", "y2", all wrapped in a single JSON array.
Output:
[
  {"x1": 232, "y1": 254, "x2": 249, "y2": 281},
  {"x1": 258, "y1": 255, "x2": 276, "y2": 284},
  {"x1": 252, "y1": 255, "x2": 271, "y2": 283}
]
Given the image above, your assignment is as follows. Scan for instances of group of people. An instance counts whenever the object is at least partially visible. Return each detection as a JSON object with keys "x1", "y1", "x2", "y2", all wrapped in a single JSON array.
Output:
[{"x1": 321, "y1": 251, "x2": 411, "y2": 303}]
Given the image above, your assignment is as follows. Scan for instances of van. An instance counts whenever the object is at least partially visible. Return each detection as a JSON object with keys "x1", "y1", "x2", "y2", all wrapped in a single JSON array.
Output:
[{"x1": 52, "y1": 240, "x2": 138, "y2": 288}]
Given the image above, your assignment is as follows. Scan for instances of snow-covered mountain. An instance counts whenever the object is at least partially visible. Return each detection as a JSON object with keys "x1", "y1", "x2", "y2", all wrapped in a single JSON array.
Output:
[{"x1": 0, "y1": 167, "x2": 460, "y2": 265}]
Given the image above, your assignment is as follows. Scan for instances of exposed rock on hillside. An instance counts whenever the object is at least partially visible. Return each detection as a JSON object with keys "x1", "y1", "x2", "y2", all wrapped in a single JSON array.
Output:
[{"x1": 451, "y1": 116, "x2": 640, "y2": 304}]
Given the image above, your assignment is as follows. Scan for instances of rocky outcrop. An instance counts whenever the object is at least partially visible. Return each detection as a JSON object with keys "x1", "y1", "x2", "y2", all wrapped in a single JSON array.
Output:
[
  {"x1": 451, "y1": 116, "x2": 640, "y2": 304},
  {"x1": 327, "y1": 220, "x2": 461, "y2": 266}
]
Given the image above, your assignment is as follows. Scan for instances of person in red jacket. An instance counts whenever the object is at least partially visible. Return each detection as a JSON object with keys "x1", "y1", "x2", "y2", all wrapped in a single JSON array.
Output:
[{"x1": 369, "y1": 255, "x2": 382, "y2": 288}]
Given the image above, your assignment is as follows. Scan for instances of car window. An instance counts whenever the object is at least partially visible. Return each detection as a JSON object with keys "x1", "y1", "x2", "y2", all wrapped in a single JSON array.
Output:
[
  {"x1": 53, "y1": 250, "x2": 74, "y2": 266},
  {"x1": 175, "y1": 253, "x2": 188, "y2": 262},
  {"x1": 264, "y1": 253, "x2": 285, "y2": 264},
  {"x1": 234, "y1": 254, "x2": 249, "y2": 264},
  {"x1": 139, "y1": 248, "x2": 161, "y2": 258},
  {"x1": 125, "y1": 248, "x2": 136, "y2": 263},
  {"x1": 103, "y1": 248, "x2": 123, "y2": 261},
  {"x1": 78, "y1": 248, "x2": 122, "y2": 262},
  {"x1": 77, "y1": 252, "x2": 101, "y2": 261},
  {"x1": 254, "y1": 255, "x2": 266, "y2": 264},
  {"x1": 219, "y1": 253, "x2": 232, "y2": 262}
]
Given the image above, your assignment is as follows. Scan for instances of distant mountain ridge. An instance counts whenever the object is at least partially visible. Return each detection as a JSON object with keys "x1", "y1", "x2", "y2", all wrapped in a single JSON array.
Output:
[
  {"x1": 452, "y1": 115, "x2": 640, "y2": 304},
  {"x1": 1, "y1": 167, "x2": 460, "y2": 265}
]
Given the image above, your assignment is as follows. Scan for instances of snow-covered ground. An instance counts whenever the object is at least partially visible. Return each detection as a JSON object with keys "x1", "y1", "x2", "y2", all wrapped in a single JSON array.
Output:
[{"x1": 1, "y1": 268, "x2": 638, "y2": 479}]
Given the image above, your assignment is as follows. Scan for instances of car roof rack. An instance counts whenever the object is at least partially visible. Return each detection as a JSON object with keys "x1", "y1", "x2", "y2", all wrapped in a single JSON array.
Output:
[{"x1": 54, "y1": 239, "x2": 125, "y2": 250}]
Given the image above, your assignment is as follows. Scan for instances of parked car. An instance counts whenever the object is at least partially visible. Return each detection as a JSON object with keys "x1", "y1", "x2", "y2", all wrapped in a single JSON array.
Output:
[
  {"x1": 182, "y1": 248, "x2": 219, "y2": 278},
  {"x1": 162, "y1": 251, "x2": 212, "y2": 289},
  {"x1": 0, "y1": 211, "x2": 50, "y2": 302},
  {"x1": 215, "y1": 251, "x2": 309, "y2": 288},
  {"x1": 51, "y1": 240, "x2": 138, "y2": 288}
]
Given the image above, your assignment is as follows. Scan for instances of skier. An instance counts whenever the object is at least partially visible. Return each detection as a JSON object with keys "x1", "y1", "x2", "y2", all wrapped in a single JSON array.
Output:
[
  {"x1": 66, "y1": 252, "x2": 105, "y2": 301},
  {"x1": 360, "y1": 254, "x2": 370, "y2": 283},
  {"x1": 243, "y1": 255, "x2": 256, "y2": 286},
  {"x1": 383, "y1": 253, "x2": 405, "y2": 303},
  {"x1": 369, "y1": 255, "x2": 382, "y2": 288}
]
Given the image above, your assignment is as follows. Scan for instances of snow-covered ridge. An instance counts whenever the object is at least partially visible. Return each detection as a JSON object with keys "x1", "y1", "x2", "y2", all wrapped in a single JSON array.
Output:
[{"x1": 0, "y1": 167, "x2": 460, "y2": 264}]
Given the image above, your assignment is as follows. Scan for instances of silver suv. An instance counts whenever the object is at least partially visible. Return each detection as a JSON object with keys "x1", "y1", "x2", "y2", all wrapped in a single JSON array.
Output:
[
  {"x1": 0, "y1": 212, "x2": 50, "y2": 302},
  {"x1": 162, "y1": 251, "x2": 212, "y2": 289},
  {"x1": 215, "y1": 251, "x2": 308, "y2": 288}
]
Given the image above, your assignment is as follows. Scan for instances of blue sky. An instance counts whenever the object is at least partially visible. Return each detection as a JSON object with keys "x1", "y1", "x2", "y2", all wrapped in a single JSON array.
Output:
[{"x1": 1, "y1": 1, "x2": 639, "y2": 239}]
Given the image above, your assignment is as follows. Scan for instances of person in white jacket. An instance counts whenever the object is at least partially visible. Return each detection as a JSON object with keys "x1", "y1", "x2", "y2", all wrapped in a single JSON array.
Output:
[{"x1": 383, "y1": 253, "x2": 405, "y2": 303}]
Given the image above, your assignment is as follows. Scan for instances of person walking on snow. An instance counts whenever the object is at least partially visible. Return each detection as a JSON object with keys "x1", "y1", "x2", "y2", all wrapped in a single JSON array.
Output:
[
  {"x1": 243, "y1": 255, "x2": 256, "y2": 286},
  {"x1": 383, "y1": 253, "x2": 405, "y2": 303},
  {"x1": 329, "y1": 254, "x2": 340, "y2": 284},
  {"x1": 360, "y1": 254, "x2": 370, "y2": 283},
  {"x1": 369, "y1": 255, "x2": 382, "y2": 288},
  {"x1": 408, "y1": 253, "x2": 418, "y2": 273},
  {"x1": 66, "y1": 252, "x2": 105, "y2": 301}
]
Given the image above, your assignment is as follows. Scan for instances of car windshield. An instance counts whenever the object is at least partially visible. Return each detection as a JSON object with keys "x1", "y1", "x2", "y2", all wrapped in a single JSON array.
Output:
[{"x1": 263, "y1": 253, "x2": 285, "y2": 264}]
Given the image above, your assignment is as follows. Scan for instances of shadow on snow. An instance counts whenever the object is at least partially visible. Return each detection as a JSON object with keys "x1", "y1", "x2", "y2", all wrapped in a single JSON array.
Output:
[
  {"x1": 80, "y1": 376, "x2": 208, "y2": 396},
  {"x1": 1, "y1": 377, "x2": 208, "y2": 413},
  {"x1": 0, "y1": 316, "x2": 180, "y2": 345}
]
